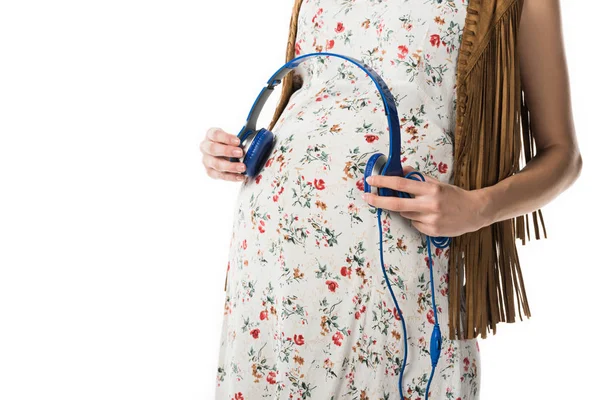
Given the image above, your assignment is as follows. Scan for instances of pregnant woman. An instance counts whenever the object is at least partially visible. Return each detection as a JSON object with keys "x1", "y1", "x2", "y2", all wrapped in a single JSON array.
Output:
[{"x1": 202, "y1": 0, "x2": 582, "y2": 398}]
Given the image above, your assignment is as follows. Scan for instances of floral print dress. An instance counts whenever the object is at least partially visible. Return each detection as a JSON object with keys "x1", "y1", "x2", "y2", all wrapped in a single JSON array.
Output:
[{"x1": 215, "y1": 0, "x2": 480, "y2": 399}]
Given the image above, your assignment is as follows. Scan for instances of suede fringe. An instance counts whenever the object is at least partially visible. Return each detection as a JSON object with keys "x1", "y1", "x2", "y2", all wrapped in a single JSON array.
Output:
[
  {"x1": 267, "y1": 0, "x2": 304, "y2": 132},
  {"x1": 450, "y1": 0, "x2": 547, "y2": 340},
  {"x1": 267, "y1": 0, "x2": 547, "y2": 341}
]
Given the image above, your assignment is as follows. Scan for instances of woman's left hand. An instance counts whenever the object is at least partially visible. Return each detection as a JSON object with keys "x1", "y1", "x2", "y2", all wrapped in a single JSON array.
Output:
[{"x1": 361, "y1": 165, "x2": 493, "y2": 237}]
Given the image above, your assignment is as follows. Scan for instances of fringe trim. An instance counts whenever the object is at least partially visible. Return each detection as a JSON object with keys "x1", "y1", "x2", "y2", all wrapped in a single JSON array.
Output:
[
  {"x1": 450, "y1": 0, "x2": 548, "y2": 340},
  {"x1": 267, "y1": 0, "x2": 304, "y2": 132}
]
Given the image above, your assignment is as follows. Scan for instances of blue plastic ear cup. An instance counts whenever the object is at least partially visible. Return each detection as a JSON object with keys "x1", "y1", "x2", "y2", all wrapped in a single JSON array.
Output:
[
  {"x1": 242, "y1": 127, "x2": 274, "y2": 178},
  {"x1": 364, "y1": 153, "x2": 386, "y2": 194}
]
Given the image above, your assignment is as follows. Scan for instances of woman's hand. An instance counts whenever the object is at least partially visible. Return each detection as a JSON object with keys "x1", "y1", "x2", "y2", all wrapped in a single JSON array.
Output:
[
  {"x1": 200, "y1": 127, "x2": 247, "y2": 182},
  {"x1": 361, "y1": 166, "x2": 493, "y2": 237}
]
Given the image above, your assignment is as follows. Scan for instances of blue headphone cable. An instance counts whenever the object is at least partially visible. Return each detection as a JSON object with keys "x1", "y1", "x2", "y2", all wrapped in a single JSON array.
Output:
[{"x1": 374, "y1": 170, "x2": 451, "y2": 400}]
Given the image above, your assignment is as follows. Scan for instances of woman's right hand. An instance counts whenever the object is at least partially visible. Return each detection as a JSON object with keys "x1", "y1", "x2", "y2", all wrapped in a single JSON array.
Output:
[{"x1": 200, "y1": 127, "x2": 247, "y2": 182}]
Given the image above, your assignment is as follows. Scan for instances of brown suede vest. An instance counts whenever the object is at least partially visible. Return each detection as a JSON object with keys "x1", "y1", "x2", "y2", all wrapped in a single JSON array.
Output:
[{"x1": 267, "y1": 0, "x2": 547, "y2": 340}]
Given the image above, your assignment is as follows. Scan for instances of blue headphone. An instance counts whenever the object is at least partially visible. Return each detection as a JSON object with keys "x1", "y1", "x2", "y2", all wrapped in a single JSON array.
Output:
[{"x1": 233, "y1": 52, "x2": 451, "y2": 399}]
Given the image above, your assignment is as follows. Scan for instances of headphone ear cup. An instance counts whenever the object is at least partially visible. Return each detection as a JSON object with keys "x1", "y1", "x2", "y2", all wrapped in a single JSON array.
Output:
[
  {"x1": 243, "y1": 128, "x2": 274, "y2": 178},
  {"x1": 364, "y1": 153, "x2": 386, "y2": 194}
]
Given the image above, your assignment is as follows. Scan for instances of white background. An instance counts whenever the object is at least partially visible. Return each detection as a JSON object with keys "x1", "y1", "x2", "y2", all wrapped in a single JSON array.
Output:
[{"x1": 0, "y1": 1, "x2": 596, "y2": 399}]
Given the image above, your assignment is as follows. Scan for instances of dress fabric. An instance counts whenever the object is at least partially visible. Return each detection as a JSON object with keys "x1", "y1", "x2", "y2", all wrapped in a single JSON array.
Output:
[{"x1": 215, "y1": 0, "x2": 480, "y2": 399}]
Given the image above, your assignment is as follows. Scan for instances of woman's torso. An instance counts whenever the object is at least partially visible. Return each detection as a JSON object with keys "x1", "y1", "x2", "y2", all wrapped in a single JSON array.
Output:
[{"x1": 216, "y1": 1, "x2": 480, "y2": 399}]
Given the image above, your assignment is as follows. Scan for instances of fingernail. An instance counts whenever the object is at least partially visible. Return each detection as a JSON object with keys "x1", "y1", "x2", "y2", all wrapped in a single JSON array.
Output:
[
  {"x1": 366, "y1": 176, "x2": 373, "y2": 184},
  {"x1": 237, "y1": 164, "x2": 246, "y2": 172},
  {"x1": 232, "y1": 137, "x2": 240, "y2": 145},
  {"x1": 361, "y1": 193, "x2": 367, "y2": 201},
  {"x1": 234, "y1": 149, "x2": 243, "y2": 157},
  {"x1": 236, "y1": 175, "x2": 245, "y2": 181}
]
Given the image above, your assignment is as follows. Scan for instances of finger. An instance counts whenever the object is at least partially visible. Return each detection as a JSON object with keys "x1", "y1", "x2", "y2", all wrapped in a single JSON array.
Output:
[
  {"x1": 204, "y1": 155, "x2": 247, "y2": 173},
  {"x1": 206, "y1": 167, "x2": 246, "y2": 182},
  {"x1": 201, "y1": 140, "x2": 245, "y2": 158},
  {"x1": 398, "y1": 211, "x2": 424, "y2": 221},
  {"x1": 410, "y1": 220, "x2": 430, "y2": 235},
  {"x1": 362, "y1": 193, "x2": 426, "y2": 212},
  {"x1": 366, "y1": 174, "x2": 431, "y2": 196},
  {"x1": 206, "y1": 127, "x2": 241, "y2": 146}
]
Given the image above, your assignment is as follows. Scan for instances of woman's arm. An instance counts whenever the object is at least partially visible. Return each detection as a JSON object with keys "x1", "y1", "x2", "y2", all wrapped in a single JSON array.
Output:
[
  {"x1": 362, "y1": 0, "x2": 583, "y2": 237},
  {"x1": 478, "y1": 0, "x2": 582, "y2": 225}
]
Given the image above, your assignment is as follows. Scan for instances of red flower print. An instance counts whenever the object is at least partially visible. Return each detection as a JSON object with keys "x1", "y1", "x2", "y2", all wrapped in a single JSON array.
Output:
[
  {"x1": 335, "y1": 22, "x2": 345, "y2": 33},
  {"x1": 430, "y1": 34, "x2": 441, "y2": 47},
  {"x1": 266, "y1": 371, "x2": 277, "y2": 384},
  {"x1": 233, "y1": 392, "x2": 244, "y2": 400},
  {"x1": 260, "y1": 310, "x2": 268, "y2": 320},
  {"x1": 393, "y1": 307, "x2": 401, "y2": 321},
  {"x1": 427, "y1": 309, "x2": 435, "y2": 324},
  {"x1": 355, "y1": 311, "x2": 361, "y2": 319},
  {"x1": 258, "y1": 220, "x2": 265, "y2": 233},
  {"x1": 438, "y1": 162, "x2": 448, "y2": 174},
  {"x1": 295, "y1": 42, "x2": 301, "y2": 56},
  {"x1": 340, "y1": 266, "x2": 350, "y2": 277},
  {"x1": 250, "y1": 328, "x2": 260, "y2": 339},
  {"x1": 397, "y1": 45, "x2": 409, "y2": 59},
  {"x1": 326, "y1": 39, "x2": 335, "y2": 50},
  {"x1": 425, "y1": 256, "x2": 433, "y2": 268},
  {"x1": 314, "y1": 178, "x2": 326, "y2": 190},
  {"x1": 294, "y1": 334, "x2": 304, "y2": 345},
  {"x1": 435, "y1": 247, "x2": 443, "y2": 257},
  {"x1": 325, "y1": 280, "x2": 339, "y2": 292},
  {"x1": 332, "y1": 331, "x2": 344, "y2": 346},
  {"x1": 360, "y1": 305, "x2": 366, "y2": 313},
  {"x1": 464, "y1": 357, "x2": 471, "y2": 371},
  {"x1": 265, "y1": 158, "x2": 273, "y2": 168},
  {"x1": 356, "y1": 179, "x2": 364, "y2": 192},
  {"x1": 312, "y1": 8, "x2": 323, "y2": 24},
  {"x1": 364, "y1": 134, "x2": 379, "y2": 143},
  {"x1": 273, "y1": 195, "x2": 279, "y2": 202},
  {"x1": 255, "y1": 174, "x2": 262, "y2": 184}
]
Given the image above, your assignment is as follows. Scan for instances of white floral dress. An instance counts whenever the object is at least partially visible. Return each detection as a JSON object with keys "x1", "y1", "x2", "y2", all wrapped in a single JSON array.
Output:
[{"x1": 215, "y1": 1, "x2": 480, "y2": 399}]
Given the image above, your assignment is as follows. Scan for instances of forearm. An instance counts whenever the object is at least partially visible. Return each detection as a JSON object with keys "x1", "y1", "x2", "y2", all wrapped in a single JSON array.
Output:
[{"x1": 478, "y1": 144, "x2": 582, "y2": 226}]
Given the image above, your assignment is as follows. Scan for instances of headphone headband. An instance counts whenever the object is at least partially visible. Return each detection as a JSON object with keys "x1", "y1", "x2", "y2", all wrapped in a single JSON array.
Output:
[{"x1": 239, "y1": 52, "x2": 404, "y2": 178}]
